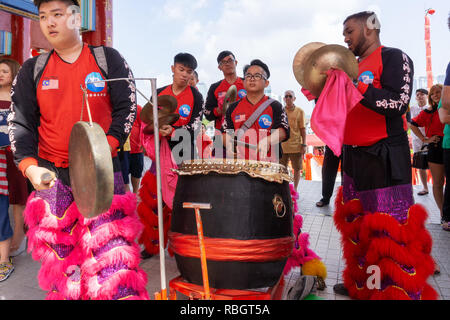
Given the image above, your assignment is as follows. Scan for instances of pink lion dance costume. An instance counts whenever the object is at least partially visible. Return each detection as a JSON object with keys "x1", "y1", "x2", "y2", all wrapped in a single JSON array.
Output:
[
  {"x1": 284, "y1": 185, "x2": 327, "y2": 283},
  {"x1": 24, "y1": 173, "x2": 149, "y2": 300},
  {"x1": 137, "y1": 129, "x2": 177, "y2": 256},
  {"x1": 334, "y1": 184, "x2": 437, "y2": 300}
]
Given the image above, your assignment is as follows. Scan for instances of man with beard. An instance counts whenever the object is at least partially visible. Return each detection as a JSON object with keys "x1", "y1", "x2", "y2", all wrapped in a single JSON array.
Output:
[{"x1": 331, "y1": 11, "x2": 437, "y2": 300}]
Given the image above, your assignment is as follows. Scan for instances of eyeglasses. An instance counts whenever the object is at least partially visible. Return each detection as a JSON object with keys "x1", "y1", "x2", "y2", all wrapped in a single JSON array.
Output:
[
  {"x1": 285, "y1": 95, "x2": 293, "y2": 98},
  {"x1": 219, "y1": 58, "x2": 235, "y2": 66},
  {"x1": 244, "y1": 73, "x2": 267, "y2": 81}
]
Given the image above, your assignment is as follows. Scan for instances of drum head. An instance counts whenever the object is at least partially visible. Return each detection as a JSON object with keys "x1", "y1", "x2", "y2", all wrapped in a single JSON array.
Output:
[{"x1": 69, "y1": 121, "x2": 114, "y2": 218}]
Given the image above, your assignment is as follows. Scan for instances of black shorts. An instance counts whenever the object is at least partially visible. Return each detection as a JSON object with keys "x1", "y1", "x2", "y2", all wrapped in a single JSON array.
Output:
[
  {"x1": 129, "y1": 153, "x2": 144, "y2": 179},
  {"x1": 343, "y1": 133, "x2": 412, "y2": 192},
  {"x1": 427, "y1": 137, "x2": 444, "y2": 164},
  {"x1": 119, "y1": 151, "x2": 144, "y2": 184}
]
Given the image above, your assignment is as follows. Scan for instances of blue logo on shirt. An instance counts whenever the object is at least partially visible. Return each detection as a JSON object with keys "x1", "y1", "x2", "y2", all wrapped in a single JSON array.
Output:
[
  {"x1": 238, "y1": 89, "x2": 247, "y2": 99},
  {"x1": 179, "y1": 104, "x2": 191, "y2": 118},
  {"x1": 359, "y1": 71, "x2": 374, "y2": 85},
  {"x1": 85, "y1": 72, "x2": 105, "y2": 93},
  {"x1": 258, "y1": 115, "x2": 272, "y2": 129}
]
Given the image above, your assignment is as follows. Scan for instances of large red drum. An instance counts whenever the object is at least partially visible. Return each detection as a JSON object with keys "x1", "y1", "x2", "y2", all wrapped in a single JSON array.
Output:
[{"x1": 169, "y1": 159, "x2": 294, "y2": 290}]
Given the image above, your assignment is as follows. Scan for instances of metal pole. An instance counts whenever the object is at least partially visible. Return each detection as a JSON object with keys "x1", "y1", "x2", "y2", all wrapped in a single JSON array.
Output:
[
  {"x1": 150, "y1": 78, "x2": 167, "y2": 296},
  {"x1": 85, "y1": 77, "x2": 169, "y2": 297}
]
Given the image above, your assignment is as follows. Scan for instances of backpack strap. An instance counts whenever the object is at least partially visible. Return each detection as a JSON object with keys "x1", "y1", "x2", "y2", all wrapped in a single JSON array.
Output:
[
  {"x1": 235, "y1": 98, "x2": 275, "y2": 140},
  {"x1": 33, "y1": 51, "x2": 52, "y2": 85},
  {"x1": 92, "y1": 46, "x2": 108, "y2": 78}
]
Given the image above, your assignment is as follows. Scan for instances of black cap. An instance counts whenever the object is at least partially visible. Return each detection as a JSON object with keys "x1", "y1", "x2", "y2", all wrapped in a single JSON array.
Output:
[{"x1": 416, "y1": 88, "x2": 429, "y2": 95}]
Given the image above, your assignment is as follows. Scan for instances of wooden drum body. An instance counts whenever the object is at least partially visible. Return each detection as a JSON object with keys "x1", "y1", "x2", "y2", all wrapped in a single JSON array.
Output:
[{"x1": 169, "y1": 160, "x2": 294, "y2": 290}]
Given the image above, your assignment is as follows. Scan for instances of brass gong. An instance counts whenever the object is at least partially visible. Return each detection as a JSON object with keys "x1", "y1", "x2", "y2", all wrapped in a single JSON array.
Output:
[
  {"x1": 303, "y1": 44, "x2": 359, "y2": 98},
  {"x1": 292, "y1": 42, "x2": 326, "y2": 88},
  {"x1": 140, "y1": 95, "x2": 178, "y2": 125},
  {"x1": 69, "y1": 121, "x2": 114, "y2": 218},
  {"x1": 222, "y1": 85, "x2": 237, "y2": 115}
]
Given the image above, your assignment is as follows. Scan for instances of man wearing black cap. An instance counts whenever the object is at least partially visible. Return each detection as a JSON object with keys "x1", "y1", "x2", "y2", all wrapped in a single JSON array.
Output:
[
  {"x1": 409, "y1": 88, "x2": 430, "y2": 196},
  {"x1": 204, "y1": 51, "x2": 247, "y2": 157},
  {"x1": 223, "y1": 59, "x2": 289, "y2": 161}
]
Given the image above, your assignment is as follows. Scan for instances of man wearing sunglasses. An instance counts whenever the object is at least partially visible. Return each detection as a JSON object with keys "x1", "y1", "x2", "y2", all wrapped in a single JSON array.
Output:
[
  {"x1": 204, "y1": 51, "x2": 247, "y2": 157},
  {"x1": 222, "y1": 59, "x2": 289, "y2": 161},
  {"x1": 280, "y1": 90, "x2": 306, "y2": 191}
]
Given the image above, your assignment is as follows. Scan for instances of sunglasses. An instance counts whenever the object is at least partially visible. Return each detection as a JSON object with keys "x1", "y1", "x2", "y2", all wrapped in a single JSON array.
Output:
[{"x1": 285, "y1": 95, "x2": 293, "y2": 98}]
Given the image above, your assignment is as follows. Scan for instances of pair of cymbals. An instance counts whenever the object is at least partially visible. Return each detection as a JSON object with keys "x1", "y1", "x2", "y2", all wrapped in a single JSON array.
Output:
[
  {"x1": 140, "y1": 95, "x2": 180, "y2": 132},
  {"x1": 222, "y1": 85, "x2": 237, "y2": 115},
  {"x1": 292, "y1": 43, "x2": 359, "y2": 98}
]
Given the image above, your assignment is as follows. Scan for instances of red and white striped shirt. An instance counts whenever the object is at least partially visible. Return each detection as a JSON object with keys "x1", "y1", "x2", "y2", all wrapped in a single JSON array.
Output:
[{"x1": 0, "y1": 148, "x2": 8, "y2": 196}]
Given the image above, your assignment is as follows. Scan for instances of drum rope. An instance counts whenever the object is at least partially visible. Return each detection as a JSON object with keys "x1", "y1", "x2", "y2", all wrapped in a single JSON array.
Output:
[{"x1": 168, "y1": 232, "x2": 295, "y2": 262}]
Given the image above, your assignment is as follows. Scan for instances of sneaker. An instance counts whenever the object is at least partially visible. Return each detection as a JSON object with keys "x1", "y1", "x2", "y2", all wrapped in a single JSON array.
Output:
[
  {"x1": 442, "y1": 221, "x2": 450, "y2": 232},
  {"x1": 10, "y1": 237, "x2": 27, "y2": 257},
  {"x1": 0, "y1": 259, "x2": 14, "y2": 282},
  {"x1": 333, "y1": 283, "x2": 349, "y2": 296},
  {"x1": 315, "y1": 199, "x2": 330, "y2": 207},
  {"x1": 285, "y1": 275, "x2": 317, "y2": 300}
]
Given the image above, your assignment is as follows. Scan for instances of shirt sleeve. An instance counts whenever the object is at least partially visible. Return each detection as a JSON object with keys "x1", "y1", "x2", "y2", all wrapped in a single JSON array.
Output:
[
  {"x1": 358, "y1": 47, "x2": 414, "y2": 118},
  {"x1": 203, "y1": 81, "x2": 220, "y2": 121},
  {"x1": 298, "y1": 109, "x2": 305, "y2": 129},
  {"x1": 8, "y1": 57, "x2": 41, "y2": 170},
  {"x1": 222, "y1": 101, "x2": 238, "y2": 132},
  {"x1": 445, "y1": 62, "x2": 450, "y2": 86},
  {"x1": 271, "y1": 101, "x2": 290, "y2": 142},
  {"x1": 103, "y1": 47, "x2": 137, "y2": 148},
  {"x1": 411, "y1": 110, "x2": 429, "y2": 128}
]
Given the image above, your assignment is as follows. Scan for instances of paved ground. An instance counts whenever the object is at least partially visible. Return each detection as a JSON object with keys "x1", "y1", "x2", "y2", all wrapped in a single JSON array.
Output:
[{"x1": 1, "y1": 180, "x2": 449, "y2": 300}]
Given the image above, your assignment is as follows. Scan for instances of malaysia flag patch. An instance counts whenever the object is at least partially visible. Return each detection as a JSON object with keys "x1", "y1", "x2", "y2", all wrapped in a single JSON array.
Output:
[{"x1": 42, "y1": 78, "x2": 59, "y2": 90}]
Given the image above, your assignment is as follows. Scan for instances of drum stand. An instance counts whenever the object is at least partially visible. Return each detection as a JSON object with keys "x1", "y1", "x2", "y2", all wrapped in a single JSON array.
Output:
[{"x1": 168, "y1": 202, "x2": 286, "y2": 300}]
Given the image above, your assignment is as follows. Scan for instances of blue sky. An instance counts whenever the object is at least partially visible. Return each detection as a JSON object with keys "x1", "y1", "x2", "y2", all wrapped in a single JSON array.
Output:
[{"x1": 113, "y1": 0, "x2": 449, "y2": 115}]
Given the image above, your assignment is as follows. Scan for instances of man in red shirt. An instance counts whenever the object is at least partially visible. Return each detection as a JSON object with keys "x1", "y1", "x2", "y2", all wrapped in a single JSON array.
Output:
[
  {"x1": 205, "y1": 51, "x2": 247, "y2": 158},
  {"x1": 9, "y1": 0, "x2": 148, "y2": 300},
  {"x1": 331, "y1": 11, "x2": 436, "y2": 300},
  {"x1": 223, "y1": 59, "x2": 289, "y2": 161},
  {"x1": 156, "y1": 52, "x2": 204, "y2": 163}
]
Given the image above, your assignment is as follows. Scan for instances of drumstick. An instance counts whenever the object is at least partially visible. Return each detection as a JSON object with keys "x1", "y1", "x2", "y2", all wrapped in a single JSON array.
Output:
[{"x1": 235, "y1": 139, "x2": 258, "y2": 150}]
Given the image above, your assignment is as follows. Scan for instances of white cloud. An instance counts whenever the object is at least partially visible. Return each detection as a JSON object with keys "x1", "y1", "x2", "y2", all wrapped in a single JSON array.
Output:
[{"x1": 165, "y1": 0, "x2": 367, "y2": 114}]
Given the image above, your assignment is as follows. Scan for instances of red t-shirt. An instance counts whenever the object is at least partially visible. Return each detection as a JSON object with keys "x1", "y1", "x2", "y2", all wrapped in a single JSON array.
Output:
[
  {"x1": 158, "y1": 85, "x2": 194, "y2": 128},
  {"x1": 344, "y1": 46, "x2": 410, "y2": 146},
  {"x1": 412, "y1": 107, "x2": 445, "y2": 137},
  {"x1": 36, "y1": 43, "x2": 113, "y2": 167},
  {"x1": 224, "y1": 95, "x2": 288, "y2": 160}
]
